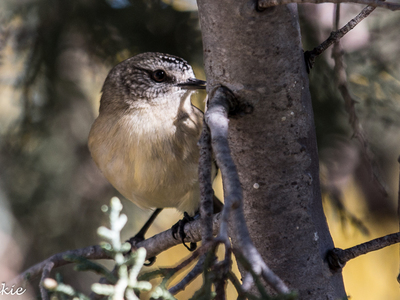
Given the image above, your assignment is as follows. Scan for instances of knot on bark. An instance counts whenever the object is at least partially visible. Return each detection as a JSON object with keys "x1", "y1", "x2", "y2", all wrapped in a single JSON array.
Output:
[
  {"x1": 208, "y1": 85, "x2": 253, "y2": 117},
  {"x1": 326, "y1": 248, "x2": 346, "y2": 272}
]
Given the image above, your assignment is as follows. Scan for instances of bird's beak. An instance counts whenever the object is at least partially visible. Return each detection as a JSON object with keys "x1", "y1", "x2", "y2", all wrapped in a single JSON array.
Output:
[{"x1": 176, "y1": 78, "x2": 206, "y2": 90}]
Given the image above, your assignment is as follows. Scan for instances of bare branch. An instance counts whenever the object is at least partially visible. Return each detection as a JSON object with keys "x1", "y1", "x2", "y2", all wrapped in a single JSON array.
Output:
[
  {"x1": 14, "y1": 214, "x2": 221, "y2": 284},
  {"x1": 214, "y1": 264, "x2": 227, "y2": 300},
  {"x1": 14, "y1": 245, "x2": 110, "y2": 284},
  {"x1": 168, "y1": 256, "x2": 205, "y2": 295},
  {"x1": 198, "y1": 122, "x2": 215, "y2": 243},
  {"x1": 258, "y1": 0, "x2": 400, "y2": 11},
  {"x1": 40, "y1": 262, "x2": 54, "y2": 300},
  {"x1": 227, "y1": 271, "x2": 255, "y2": 300},
  {"x1": 327, "y1": 232, "x2": 400, "y2": 271},
  {"x1": 139, "y1": 242, "x2": 213, "y2": 284},
  {"x1": 205, "y1": 86, "x2": 290, "y2": 294},
  {"x1": 168, "y1": 242, "x2": 214, "y2": 274},
  {"x1": 163, "y1": 241, "x2": 218, "y2": 294},
  {"x1": 304, "y1": 5, "x2": 375, "y2": 71},
  {"x1": 205, "y1": 86, "x2": 239, "y2": 244},
  {"x1": 213, "y1": 248, "x2": 232, "y2": 300},
  {"x1": 139, "y1": 211, "x2": 220, "y2": 259}
]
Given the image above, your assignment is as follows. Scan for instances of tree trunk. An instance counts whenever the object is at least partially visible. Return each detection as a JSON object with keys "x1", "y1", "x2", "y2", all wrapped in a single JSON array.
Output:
[{"x1": 197, "y1": 1, "x2": 347, "y2": 298}]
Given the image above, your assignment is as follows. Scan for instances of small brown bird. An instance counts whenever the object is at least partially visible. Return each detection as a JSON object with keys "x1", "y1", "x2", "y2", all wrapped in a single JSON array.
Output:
[{"x1": 88, "y1": 52, "x2": 219, "y2": 249}]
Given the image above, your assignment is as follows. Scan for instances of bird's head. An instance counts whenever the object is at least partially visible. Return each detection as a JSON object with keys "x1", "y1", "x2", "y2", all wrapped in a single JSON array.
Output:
[{"x1": 99, "y1": 52, "x2": 205, "y2": 112}]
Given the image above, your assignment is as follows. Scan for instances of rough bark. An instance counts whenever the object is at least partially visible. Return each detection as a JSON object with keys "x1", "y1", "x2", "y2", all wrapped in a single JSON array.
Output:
[{"x1": 197, "y1": 1, "x2": 347, "y2": 298}]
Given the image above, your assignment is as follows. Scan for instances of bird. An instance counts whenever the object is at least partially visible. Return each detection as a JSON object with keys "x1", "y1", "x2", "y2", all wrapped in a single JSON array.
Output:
[{"x1": 88, "y1": 52, "x2": 221, "y2": 253}]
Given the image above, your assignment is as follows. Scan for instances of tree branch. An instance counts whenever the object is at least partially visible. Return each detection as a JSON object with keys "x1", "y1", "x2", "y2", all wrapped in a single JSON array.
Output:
[
  {"x1": 14, "y1": 213, "x2": 221, "y2": 284},
  {"x1": 139, "y1": 211, "x2": 220, "y2": 259},
  {"x1": 168, "y1": 256, "x2": 205, "y2": 295},
  {"x1": 205, "y1": 86, "x2": 239, "y2": 244},
  {"x1": 258, "y1": 0, "x2": 400, "y2": 11},
  {"x1": 205, "y1": 86, "x2": 290, "y2": 295},
  {"x1": 327, "y1": 232, "x2": 400, "y2": 271},
  {"x1": 14, "y1": 245, "x2": 110, "y2": 284},
  {"x1": 40, "y1": 262, "x2": 54, "y2": 300},
  {"x1": 304, "y1": 5, "x2": 375, "y2": 72},
  {"x1": 199, "y1": 122, "x2": 215, "y2": 244}
]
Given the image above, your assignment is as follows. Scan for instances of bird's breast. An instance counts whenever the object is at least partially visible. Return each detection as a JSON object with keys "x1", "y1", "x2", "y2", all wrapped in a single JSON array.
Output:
[{"x1": 88, "y1": 107, "x2": 202, "y2": 215}]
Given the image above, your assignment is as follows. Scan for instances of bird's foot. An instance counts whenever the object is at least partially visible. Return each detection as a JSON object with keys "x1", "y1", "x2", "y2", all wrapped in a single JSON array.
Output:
[
  {"x1": 126, "y1": 233, "x2": 156, "y2": 266},
  {"x1": 171, "y1": 212, "x2": 197, "y2": 251}
]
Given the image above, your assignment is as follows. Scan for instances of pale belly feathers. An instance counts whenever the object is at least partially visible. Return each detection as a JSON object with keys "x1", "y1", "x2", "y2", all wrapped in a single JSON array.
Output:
[{"x1": 88, "y1": 102, "x2": 203, "y2": 216}]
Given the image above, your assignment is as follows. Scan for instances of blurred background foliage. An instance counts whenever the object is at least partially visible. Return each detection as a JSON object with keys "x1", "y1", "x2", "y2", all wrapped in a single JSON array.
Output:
[{"x1": 0, "y1": 0, "x2": 399, "y2": 299}]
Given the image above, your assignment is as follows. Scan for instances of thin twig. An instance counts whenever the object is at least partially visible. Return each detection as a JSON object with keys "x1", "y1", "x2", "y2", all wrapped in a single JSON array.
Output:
[
  {"x1": 214, "y1": 263, "x2": 227, "y2": 300},
  {"x1": 304, "y1": 5, "x2": 375, "y2": 72},
  {"x1": 205, "y1": 86, "x2": 290, "y2": 294},
  {"x1": 233, "y1": 249, "x2": 269, "y2": 299},
  {"x1": 227, "y1": 272, "x2": 256, "y2": 300},
  {"x1": 258, "y1": 0, "x2": 400, "y2": 11},
  {"x1": 327, "y1": 232, "x2": 400, "y2": 271},
  {"x1": 197, "y1": 113, "x2": 224, "y2": 296},
  {"x1": 213, "y1": 247, "x2": 232, "y2": 300},
  {"x1": 40, "y1": 262, "x2": 54, "y2": 300},
  {"x1": 168, "y1": 256, "x2": 205, "y2": 295},
  {"x1": 169, "y1": 242, "x2": 213, "y2": 274},
  {"x1": 166, "y1": 241, "x2": 217, "y2": 294}
]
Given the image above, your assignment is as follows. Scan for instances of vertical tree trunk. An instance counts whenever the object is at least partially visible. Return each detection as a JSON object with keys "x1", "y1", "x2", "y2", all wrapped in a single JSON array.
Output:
[{"x1": 197, "y1": 1, "x2": 347, "y2": 298}]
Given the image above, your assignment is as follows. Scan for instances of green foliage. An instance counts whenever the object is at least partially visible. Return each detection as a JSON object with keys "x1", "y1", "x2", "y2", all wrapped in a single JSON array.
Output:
[
  {"x1": 43, "y1": 278, "x2": 90, "y2": 300},
  {"x1": 43, "y1": 197, "x2": 176, "y2": 300}
]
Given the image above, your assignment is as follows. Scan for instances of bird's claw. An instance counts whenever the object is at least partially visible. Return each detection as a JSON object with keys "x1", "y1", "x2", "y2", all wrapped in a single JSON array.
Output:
[
  {"x1": 171, "y1": 212, "x2": 197, "y2": 251},
  {"x1": 126, "y1": 233, "x2": 157, "y2": 266}
]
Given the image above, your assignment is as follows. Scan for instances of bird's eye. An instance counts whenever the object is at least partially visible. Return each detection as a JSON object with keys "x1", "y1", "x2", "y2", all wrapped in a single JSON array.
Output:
[{"x1": 151, "y1": 70, "x2": 167, "y2": 82}]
